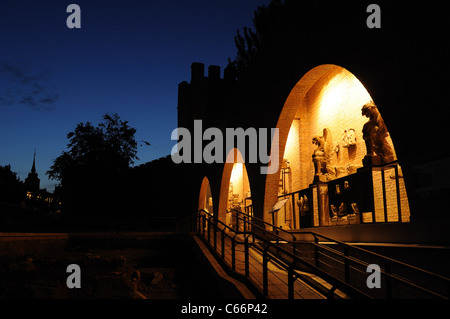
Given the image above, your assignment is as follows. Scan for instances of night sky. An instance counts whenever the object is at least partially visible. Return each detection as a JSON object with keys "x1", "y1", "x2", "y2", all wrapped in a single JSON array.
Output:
[{"x1": 0, "y1": 0, "x2": 271, "y2": 191}]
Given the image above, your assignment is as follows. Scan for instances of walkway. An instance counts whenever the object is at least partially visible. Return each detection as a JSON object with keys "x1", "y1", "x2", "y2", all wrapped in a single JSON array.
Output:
[{"x1": 199, "y1": 228, "x2": 331, "y2": 299}]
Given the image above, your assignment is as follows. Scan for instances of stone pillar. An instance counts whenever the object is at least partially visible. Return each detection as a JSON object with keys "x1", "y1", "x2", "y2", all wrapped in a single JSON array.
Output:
[
  {"x1": 317, "y1": 182, "x2": 330, "y2": 227},
  {"x1": 311, "y1": 182, "x2": 330, "y2": 227}
]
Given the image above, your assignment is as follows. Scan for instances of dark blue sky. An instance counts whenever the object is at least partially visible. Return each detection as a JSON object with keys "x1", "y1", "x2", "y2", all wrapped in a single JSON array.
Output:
[{"x1": 0, "y1": 0, "x2": 270, "y2": 191}]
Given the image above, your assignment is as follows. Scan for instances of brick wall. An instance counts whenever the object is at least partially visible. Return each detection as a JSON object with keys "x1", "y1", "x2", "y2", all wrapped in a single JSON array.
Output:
[
  {"x1": 185, "y1": 64, "x2": 411, "y2": 228},
  {"x1": 271, "y1": 66, "x2": 410, "y2": 227},
  {"x1": 372, "y1": 167, "x2": 411, "y2": 223}
]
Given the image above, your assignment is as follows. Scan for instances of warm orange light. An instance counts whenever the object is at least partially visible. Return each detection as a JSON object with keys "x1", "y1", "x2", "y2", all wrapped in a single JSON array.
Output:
[
  {"x1": 284, "y1": 120, "x2": 299, "y2": 158},
  {"x1": 316, "y1": 71, "x2": 372, "y2": 126},
  {"x1": 230, "y1": 163, "x2": 243, "y2": 186},
  {"x1": 229, "y1": 162, "x2": 251, "y2": 205}
]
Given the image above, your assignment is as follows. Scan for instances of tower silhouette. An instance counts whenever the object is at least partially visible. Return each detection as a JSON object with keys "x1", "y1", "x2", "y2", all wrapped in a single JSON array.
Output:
[{"x1": 25, "y1": 150, "x2": 40, "y2": 195}]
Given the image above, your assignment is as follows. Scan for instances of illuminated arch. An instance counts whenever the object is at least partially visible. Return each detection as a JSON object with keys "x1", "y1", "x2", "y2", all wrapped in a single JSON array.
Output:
[
  {"x1": 198, "y1": 176, "x2": 214, "y2": 216},
  {"x1": 264, "y1": 64, "x2": 410, "y2": 227},
  {"x1": 218, "y1": 148, "x2": 252, "y2": 224}
]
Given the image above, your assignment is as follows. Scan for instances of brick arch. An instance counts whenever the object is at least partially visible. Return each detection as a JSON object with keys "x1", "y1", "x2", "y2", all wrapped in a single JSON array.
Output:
[
  {"x1": 263, "y1": 64, "x2": 408, "y2": 224},
  {"x1": 198, "y1": 176, "x2": 213, "y2": 215},
  {"x1": 218, "y1": 148, "x2": 251, "y2": 223}
]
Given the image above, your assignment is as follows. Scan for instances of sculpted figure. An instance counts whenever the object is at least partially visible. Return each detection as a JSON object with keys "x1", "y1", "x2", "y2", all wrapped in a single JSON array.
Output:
[
  {"x1": 312, "y1": 135, "x2": 326, "y2": 176},
  {"x1": 361, "y1": 102, "x2": 394, "y2": 165},
  {"x1": 312, "y1": 128, "x2": 335, "y2": 182},
  {"x1": 297, "y1": 195, "x2": 310, "y2": 216}
]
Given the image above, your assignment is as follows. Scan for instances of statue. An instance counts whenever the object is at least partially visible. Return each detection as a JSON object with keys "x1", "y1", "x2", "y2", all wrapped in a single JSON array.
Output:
[
  {"x1": 361, "y1": 102, "x2": 395, "y2": 165},
  {"x1": 297, "y1": 195, "x2": 310, "y2": 216},
  {"x1": 312, "y1": 128, "x2": 336, "y2": 182},
  {"x1": 342, "y1": 128, "x2": 356, "y2": 148}
]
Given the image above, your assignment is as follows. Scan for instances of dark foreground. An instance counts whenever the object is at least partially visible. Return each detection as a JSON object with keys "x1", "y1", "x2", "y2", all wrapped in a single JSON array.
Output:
[{"x1": 0, "y1": 233, "x2": 222, "y2": 299}]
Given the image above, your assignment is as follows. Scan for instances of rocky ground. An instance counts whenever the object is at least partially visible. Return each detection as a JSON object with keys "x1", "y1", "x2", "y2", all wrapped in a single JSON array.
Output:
[{"x1": 0, "y1": 234, "x2": 215, "y2": 299}]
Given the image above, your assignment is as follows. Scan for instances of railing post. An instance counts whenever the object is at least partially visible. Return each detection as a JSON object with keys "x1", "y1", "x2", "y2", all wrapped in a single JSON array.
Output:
[
  {"x1": 213, "y1": 219, "x2": 217, "y2": 251},
  {"x1": 288, "y1": 266, "x2": 294, "y2": 299},
  {"x1": 245, "y1": 236, "x2": 249, "y2": 277},
  {"x1": 263, "y1": 246, "x2": 269, "y2": 297},
  {"x1": 221, "y1": 230, "x2": 225, "y2": 260},
  {"x1": 207, "y1": 218, "x2": 211, "y2": 244},
  {"x1": 291, "y1": 193, "x2": 296, "y2": 230},
  {"x1": 381, "y1": 168, "x2": 388, "y2": 222},
  {"x1": 232, "y1": 236, "x2": 236, "y2": 271},
  {"x1": 201, "y1": 215, "x2": 205, "y2": 238},
  {"x1": 314, "y1": 235, "x2": 320, "y2": 268},
  {"x1": 394, "y1": 164, "x2": 402, "y2": 222},
  {"x1": 344, "y1": 246, "x2": 349, "y2": 283}
]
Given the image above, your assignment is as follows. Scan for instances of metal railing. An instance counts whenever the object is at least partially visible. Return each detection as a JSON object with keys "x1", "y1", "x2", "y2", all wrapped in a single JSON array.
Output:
[
  {"x1": 193, "y1": 209, "x2": 369, "y2": 299},
  {"x1": 235, "y1": 209, "x2": 450, "y2": 299},
  {"x1": 290, "y1": 230, "x2": 450, "y2": 299},
  {"x1": 277, "y1": 188, "x2": 313, "y2": 229},
  {"x1": 178, "y1": 209, "x2": 450, "y2": 299}
]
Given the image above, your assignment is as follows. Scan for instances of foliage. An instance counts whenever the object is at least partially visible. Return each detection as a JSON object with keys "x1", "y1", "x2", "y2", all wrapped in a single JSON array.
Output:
[
  {"x1": 47, "y1": 113, "x2": 138, "y2": 182},
  {"x1": 46, "y1": 113, "x2": 140, "y2": 217},
  {"x1": 226, "y1": 0, "x2": 284, "y2": 80},
  {"x1": 0, "y1": 164, "x2": 25, "y2": 204}
]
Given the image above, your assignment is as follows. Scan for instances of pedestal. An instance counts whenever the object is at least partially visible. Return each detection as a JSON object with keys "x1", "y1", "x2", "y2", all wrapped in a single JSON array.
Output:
[{"x1": 310, "y1": 182, "x2": 330, "y2": 227}]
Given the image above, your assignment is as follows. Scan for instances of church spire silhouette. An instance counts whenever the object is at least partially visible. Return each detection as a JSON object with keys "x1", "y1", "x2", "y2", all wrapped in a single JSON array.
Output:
[
  {"x1": 31, "y1": 149, "x2": 37, "y2": 174},
  {"x1": 25, "y1": 149, "x2": 40, "y2": 194}
]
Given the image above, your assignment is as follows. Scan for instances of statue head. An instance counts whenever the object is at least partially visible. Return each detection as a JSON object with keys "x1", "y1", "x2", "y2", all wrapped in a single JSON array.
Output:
[
  {"x1": 362, "y1": 102, "x2": 377, "y2": 118},
  {"x1": 312, "y1": 136, "x2": 323, "y2": 146}
]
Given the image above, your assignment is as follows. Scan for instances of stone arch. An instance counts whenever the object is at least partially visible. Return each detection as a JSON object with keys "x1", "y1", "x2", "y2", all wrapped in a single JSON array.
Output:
[
  {"x1": 264, "y1": 64, "x2": 410, "y2": 226},
  {"x1": 218, "y1": 148, "x2": 252, "y2": 224},
  {"x1": 198, "y1": 176, "x2": 214, "y2": 216}
]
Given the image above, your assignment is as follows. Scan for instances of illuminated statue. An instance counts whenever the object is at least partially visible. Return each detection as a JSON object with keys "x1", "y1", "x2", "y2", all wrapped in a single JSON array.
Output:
[
  {"x1": 297, "y1": 195, "x2": 309, "y2": 216},
  {"x1": 312, "y1": 128, "x2": 336, "y2": 182},
  {"x1": 342, "y1": 128, "x2": 356, "y2": 148},
  {"x1": 361, "y1": 102, "x2": 395, "y2": 165}
]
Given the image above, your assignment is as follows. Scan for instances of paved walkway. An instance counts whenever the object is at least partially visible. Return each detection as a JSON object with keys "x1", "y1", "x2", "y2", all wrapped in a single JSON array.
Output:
[{"x1": 199, "y1": 229, "x2": 325, "y2": 299}]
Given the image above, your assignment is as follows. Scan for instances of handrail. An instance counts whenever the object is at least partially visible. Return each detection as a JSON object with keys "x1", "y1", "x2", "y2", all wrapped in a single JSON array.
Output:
[
  {"x1": 231, "y1": 208, "x2": 297, "y2": 243},
  {"x1": 199, "y1": 209, "x2": 238, "y2": 234},
  {"x1": 198, "y1": 209, "x2": 245, "y2": 248},
  {"x1": 198, "y1": 209, "x2": 252, "y2": 273},
  {"x1": 233, "y1": 208, "x2": 450, "y2": 292},
  {"x1": 277, "y1": 188, "x2": 310, "y2": 199},
  {"x1": 306, "y1": 238, "x2": 448, "y2": 299},
  {"x1": 232, "y1": 211, "x2": 289, "y2": 243},
  {"x1": 190, "y1": 209, "x2": 450, "y2": 299},
  {"x1": 224, "y1": 210, "x2": 450, "y2": 291},
  {"x1": 250, "y1": 232, "x2": 372, "y2": 299},
  {"x1": 197, "y1": 208, "x2": 370, "y2": 298},
  {"x1": 292, "y1": 230, "x2": 450, "y2": 284}
]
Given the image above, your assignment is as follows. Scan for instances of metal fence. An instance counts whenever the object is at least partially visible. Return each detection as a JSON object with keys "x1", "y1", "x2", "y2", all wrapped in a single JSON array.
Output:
[{"x1": 178, "y1": 209, "x2": 450, "y2": 299}]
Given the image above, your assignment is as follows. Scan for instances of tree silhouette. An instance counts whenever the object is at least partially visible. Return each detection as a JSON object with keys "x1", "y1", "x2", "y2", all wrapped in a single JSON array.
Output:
[
  {"x1": 0, "y1": 164, "x2": 25, "y2": 205},
  {"x1": 47, "y1": 113, "x2": 141, "y2": 217},
  {"x1": 48, "y1": 113, "x2": 138, "y2": 182},
  {"x1": 226, "y1": 0, "x2": 284, "y2": 80}
]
